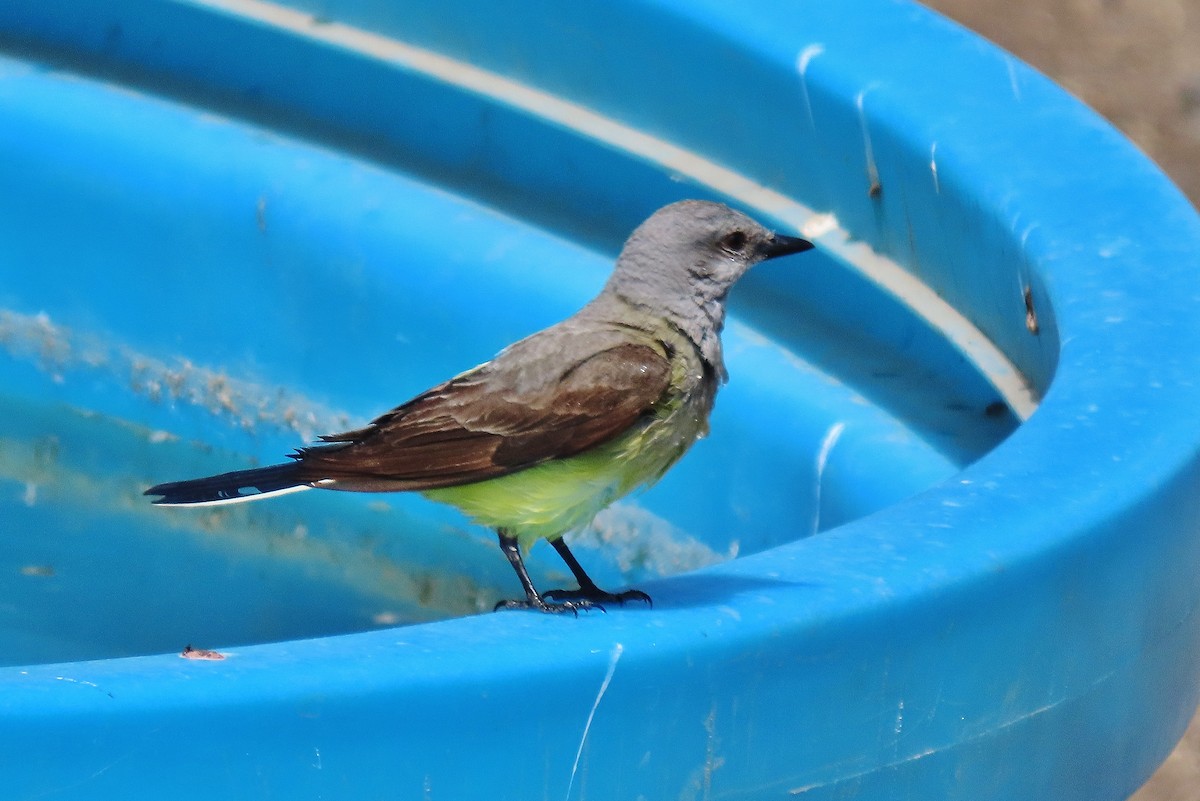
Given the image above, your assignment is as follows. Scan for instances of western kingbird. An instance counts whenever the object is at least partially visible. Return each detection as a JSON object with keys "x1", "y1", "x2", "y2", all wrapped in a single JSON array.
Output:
[{"x1": 145, "y1": 200, "x2": 814, "y2": 613}]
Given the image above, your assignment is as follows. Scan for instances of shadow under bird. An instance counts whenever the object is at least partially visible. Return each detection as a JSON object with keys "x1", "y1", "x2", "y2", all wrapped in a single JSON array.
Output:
[{"x1": 145, "y1": 200, "x2": 815, "y2": 613}]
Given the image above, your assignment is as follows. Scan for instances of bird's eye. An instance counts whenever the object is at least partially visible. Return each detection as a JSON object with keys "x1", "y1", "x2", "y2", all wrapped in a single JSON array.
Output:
[{"x1": 719, "y1": 231, "x2": 748, "y2": 254}]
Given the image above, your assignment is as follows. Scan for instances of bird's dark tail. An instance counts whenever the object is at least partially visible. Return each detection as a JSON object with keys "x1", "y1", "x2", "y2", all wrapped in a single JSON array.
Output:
[{"x1": 144, "y1": 462, "x2": 313, "y2": 506}]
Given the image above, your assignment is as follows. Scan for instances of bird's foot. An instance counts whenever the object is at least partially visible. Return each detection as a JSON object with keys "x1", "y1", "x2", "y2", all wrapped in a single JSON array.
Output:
[
  {"x1": 493, "y1": 595, "x2": 606, "y2": 615},
  {"x1": 544, "y1": 586, "x2": 652, "y2": 608}
]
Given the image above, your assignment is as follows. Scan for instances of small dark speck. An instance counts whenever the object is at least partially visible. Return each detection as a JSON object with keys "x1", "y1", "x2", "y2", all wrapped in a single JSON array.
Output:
[
  {"x1": 1024, "y1": 286, "x2": 1040, "y2": 334},
  {"x1": 868, "y1": 181, "x2": 883, "y2": 199},
  {"x1": 984, "y1": 401, "x2": 1009, "y2": 418},
  {"x1": 311, "y1": 14, "x2": 335, "y2": 25}
]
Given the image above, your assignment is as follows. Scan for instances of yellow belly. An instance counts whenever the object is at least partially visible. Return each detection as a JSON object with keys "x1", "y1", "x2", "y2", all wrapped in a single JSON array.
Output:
[{"x1": 423, "y1": 400, "x2": 708, "y2": 551}]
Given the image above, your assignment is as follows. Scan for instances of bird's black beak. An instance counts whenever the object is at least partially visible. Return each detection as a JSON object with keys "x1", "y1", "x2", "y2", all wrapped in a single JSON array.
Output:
[{"x1": 760, "y1": 233, "x2": 815, "y2": 260}]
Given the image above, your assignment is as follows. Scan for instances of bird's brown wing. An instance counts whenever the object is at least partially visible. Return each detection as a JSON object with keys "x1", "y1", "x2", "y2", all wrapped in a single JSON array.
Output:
[{"x1": 294, "y1": 341, "x2": 672, "y2": 491}]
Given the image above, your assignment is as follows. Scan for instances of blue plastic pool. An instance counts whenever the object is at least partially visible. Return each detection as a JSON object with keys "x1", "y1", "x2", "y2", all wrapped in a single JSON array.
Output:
[{"x1": 1, "y1": 1, "x2": 1198, "y2": 799}]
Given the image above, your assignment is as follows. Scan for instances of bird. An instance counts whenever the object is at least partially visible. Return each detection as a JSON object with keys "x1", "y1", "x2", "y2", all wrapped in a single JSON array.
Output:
[{"x1": 145, "y1": 200, "x2": 815, "y2": 613}]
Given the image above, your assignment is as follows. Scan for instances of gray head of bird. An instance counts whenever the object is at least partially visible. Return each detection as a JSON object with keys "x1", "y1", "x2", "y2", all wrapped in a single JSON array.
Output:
[{"x1": 603, "y1": 200, "x2": 814, "y2": 368}]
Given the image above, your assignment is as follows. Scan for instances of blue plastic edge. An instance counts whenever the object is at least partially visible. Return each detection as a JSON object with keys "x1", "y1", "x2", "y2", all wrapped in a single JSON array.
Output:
[{"x1": 0, "y1": 1, "x2": 1198, "y2": 800}]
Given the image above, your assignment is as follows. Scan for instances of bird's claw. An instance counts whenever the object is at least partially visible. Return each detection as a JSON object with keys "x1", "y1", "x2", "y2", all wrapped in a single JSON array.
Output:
[
  {"x1": 543, "y1": 587, "x2": 652, "y2": 608},
  {"x1": 492, "y1": 596, "x2": 606, "y2": 615}
]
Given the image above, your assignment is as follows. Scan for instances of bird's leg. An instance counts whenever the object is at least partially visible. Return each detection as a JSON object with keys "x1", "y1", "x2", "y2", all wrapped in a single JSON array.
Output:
[
  {"x1": 543, "y1": 537, "x2": 652, "y2": 607},
  {"x1": 493, "y1": 531, "x2": 597, "y2": 614}
]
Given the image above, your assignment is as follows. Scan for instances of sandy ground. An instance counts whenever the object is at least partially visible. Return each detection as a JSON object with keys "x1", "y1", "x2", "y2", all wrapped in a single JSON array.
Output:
[{"x1": 919, "y1": 1, "x2": 1200, "y2": 799}]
